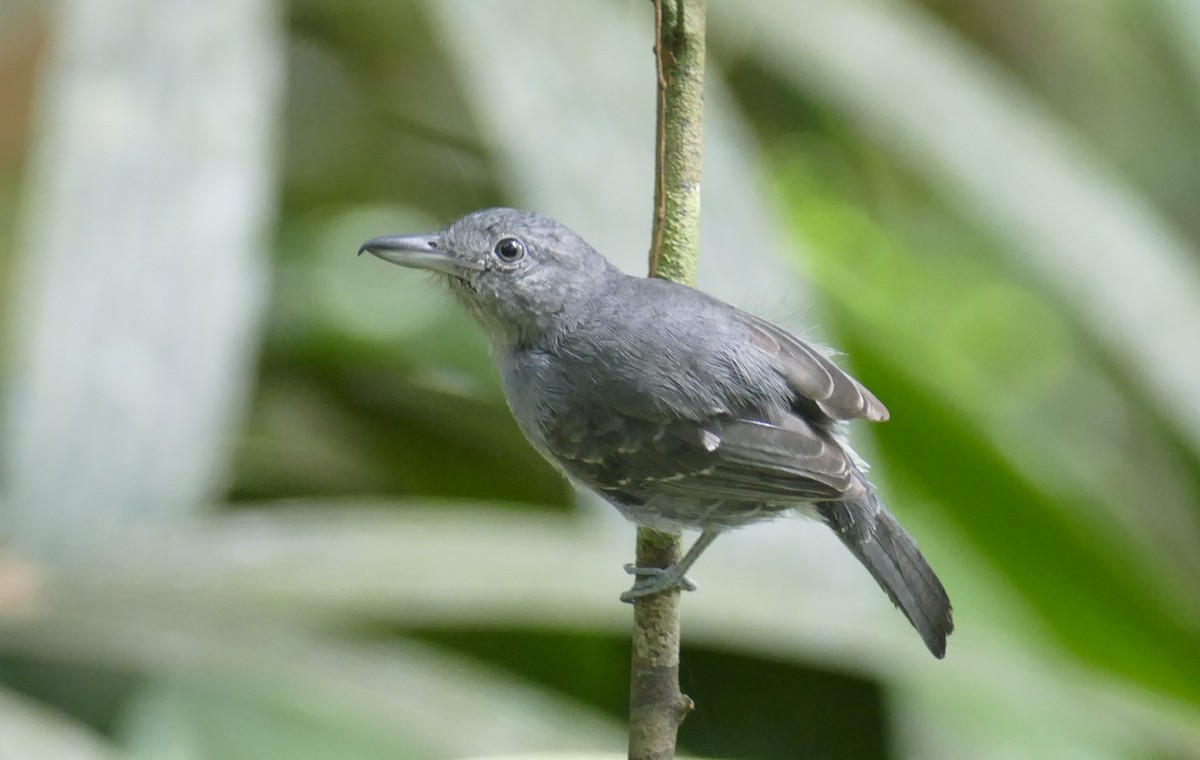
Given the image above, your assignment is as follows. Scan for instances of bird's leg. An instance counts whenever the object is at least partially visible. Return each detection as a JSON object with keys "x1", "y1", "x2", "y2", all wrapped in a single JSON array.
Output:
[{"x1": 620, "y1": 528, "x2": 722, "y2": 602}]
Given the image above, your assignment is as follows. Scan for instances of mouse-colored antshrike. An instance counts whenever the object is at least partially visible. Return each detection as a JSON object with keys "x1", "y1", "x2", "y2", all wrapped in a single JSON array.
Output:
[{"x1": 360, "y1": 208, "x2": 954, "y2": 658}]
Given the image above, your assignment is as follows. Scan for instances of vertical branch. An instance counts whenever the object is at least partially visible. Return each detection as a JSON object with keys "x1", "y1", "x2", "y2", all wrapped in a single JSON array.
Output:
[
  {"x1": 628, "y1": 527, "x2": 692, "y2": 760},
  {"x1": 630, "y1": 2, "x2": 706, "y2": 759},
  {"x1": 646, "y1": 0, "x2": 705, "y2": 287}
]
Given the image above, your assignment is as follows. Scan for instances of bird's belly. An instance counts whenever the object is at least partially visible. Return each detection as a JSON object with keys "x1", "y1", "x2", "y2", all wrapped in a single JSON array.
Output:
[
  {"x1": 605, "y1": 493, "x2": 794, "y2": 532},
  {"x1": 498, "y1": 348, "x2": 815, "y2": 532}
]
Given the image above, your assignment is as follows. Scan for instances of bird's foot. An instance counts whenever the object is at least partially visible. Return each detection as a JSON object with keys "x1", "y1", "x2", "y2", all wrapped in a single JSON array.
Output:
[{"x1": 619, "y1": 563, "x2": 697, "y2": 603}]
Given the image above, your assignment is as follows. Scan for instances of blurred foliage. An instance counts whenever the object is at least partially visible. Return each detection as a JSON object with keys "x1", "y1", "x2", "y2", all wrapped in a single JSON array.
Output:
[{"x1": 2, "y1": 1, "x2": 1200, "y2": 759}]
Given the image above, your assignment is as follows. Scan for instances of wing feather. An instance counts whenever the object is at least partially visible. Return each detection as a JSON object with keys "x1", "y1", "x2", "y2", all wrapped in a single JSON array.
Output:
[
  {"x1": 548, "y1": 410, "x2": 863, "y2": 506},
  {"x1": 739, "y1": 312, "x2": 889, "y2": 422}
]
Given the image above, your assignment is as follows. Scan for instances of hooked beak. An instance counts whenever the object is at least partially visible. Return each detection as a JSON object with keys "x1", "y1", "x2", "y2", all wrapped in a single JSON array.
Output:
[{"x1": 358, "y1": 233, "x2": 477, "y2": 278}]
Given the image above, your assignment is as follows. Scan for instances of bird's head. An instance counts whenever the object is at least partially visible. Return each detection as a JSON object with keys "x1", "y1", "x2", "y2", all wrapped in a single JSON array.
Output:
[{"x1": 360, "y1": 208, "x2": 615, "y2": 348}]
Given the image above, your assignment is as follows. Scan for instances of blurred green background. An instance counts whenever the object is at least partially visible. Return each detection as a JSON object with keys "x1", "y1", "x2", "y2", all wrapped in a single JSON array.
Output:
[{"x1": 1, "y1": 0, "x2": 1199, "y2": 758}]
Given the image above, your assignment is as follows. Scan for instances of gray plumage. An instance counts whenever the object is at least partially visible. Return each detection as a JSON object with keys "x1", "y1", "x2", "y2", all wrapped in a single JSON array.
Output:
[{"x1": 360, "y1": 207, "x2": 954, "y2": 658}]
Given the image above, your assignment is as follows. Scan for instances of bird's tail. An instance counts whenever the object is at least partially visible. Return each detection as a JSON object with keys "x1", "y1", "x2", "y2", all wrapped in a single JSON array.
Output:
[{"x1": 816, "y1": 493, "x2": 954, "y2": 658}]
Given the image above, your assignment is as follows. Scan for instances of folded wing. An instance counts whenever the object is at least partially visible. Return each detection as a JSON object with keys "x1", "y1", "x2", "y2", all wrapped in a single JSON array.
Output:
[
  {"x1": 548, "y1": 408, "x2": 864, "y2": 509},
  {"x1": 738, "y1": 311, "x2": 889, "y2": 423}
]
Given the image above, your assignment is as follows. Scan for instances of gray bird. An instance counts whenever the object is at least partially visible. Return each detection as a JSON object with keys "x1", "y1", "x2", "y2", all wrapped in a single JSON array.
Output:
[{"x1": 360, "y1": 208, "x2": 954, "y2": 658}]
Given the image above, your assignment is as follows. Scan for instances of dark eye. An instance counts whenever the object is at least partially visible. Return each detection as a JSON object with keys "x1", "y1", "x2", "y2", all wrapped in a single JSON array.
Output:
[{"x1": 493, "y1": 237, "x2": 526, "y2": 263}]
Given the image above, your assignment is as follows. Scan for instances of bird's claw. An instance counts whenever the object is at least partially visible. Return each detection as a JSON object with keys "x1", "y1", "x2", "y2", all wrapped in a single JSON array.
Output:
[{"x1": 619, "y1": 563, "x2": 698, "y2": 603}]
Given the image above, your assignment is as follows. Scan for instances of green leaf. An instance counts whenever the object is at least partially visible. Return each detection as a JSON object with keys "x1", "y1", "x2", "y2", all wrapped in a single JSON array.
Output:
[{"x1": 0, "y1": 685, "x2": 120, "y2": 760}]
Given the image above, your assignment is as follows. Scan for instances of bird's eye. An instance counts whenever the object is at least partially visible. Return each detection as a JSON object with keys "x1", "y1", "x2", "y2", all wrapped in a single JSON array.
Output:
[{"x1": 493, "y1": 237, "x2": 526, "y2": 263}]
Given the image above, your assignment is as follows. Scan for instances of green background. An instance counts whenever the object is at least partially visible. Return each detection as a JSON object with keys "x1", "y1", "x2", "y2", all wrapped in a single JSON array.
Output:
[{"x1": 1, "y1": 1, "x2": 1198, "y2": 758}]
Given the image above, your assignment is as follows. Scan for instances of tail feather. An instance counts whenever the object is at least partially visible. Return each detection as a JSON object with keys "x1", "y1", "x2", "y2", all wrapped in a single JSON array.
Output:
[{"x1": 817, "y1": 495, "x2": 954, "y2": 658}]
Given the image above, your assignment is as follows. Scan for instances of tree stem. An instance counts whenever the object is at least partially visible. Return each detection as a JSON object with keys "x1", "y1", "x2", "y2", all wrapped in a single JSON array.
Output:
[
  {"x1": 647, "y1": 0, "x2": 705, "y2": 287},
  {"x1": 630, "y1": 1, "x2": 706, "y2": 759}
]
